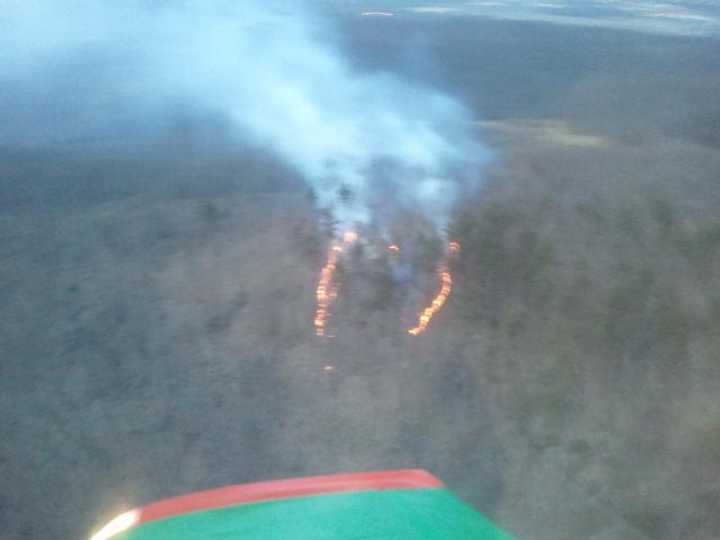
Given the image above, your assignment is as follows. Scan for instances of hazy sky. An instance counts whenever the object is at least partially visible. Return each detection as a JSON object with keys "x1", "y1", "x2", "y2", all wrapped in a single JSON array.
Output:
[{"x1": 343, "y1": 0, "x2": 720, "y2": 36}]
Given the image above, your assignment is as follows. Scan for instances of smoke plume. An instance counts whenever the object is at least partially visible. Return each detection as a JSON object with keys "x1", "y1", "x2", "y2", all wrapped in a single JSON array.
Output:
[{"x1": 0, "y1": 0, "x2": 488, "y2": 228}]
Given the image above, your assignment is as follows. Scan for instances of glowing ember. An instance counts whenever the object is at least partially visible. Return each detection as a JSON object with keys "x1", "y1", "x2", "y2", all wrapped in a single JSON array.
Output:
[
  {"x1": 407, "y1": 241, "x2": 459, "y2": 336},
  {"x1": 314, "y1": 231, "x2": 357, "y2": 337}
]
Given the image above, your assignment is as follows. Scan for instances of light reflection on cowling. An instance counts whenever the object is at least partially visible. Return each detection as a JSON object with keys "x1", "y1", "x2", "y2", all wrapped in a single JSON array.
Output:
[{"x1": 88, "y1": 509, "x2": 139, "y2": 540}]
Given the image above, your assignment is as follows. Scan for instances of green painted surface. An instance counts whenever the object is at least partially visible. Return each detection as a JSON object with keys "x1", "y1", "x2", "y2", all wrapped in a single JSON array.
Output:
[{"x1": 117, "y1": 488, "x2": 514, "y2": 540}]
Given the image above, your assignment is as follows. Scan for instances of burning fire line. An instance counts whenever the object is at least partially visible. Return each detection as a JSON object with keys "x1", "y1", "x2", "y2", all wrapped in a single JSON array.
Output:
[
  {"x1": 314, "y1": 231, "x2": 357, "y2": 337},
  {"x1": 407, "y1": 241, "x2": 460, "y2": 336},
  {"x1": 407, "y1": 266, "x2": 452, "y2": 336}
]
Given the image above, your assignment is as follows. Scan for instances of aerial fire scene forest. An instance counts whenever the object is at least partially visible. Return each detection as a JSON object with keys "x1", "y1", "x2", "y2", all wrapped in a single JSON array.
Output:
[{"x1": 2, "y1": 1, "x2": 719, "y2": 539}]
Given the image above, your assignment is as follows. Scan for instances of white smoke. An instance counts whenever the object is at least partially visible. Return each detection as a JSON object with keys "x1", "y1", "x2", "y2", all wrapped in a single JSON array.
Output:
[{"x1": 0, "y1": 0, "x2": 489, "y2": 228}]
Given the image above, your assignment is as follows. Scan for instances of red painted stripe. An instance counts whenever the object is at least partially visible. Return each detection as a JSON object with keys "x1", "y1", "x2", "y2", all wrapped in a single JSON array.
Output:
[{"x1": 137, "y1": 469, "x2": 443, "y2": 525}]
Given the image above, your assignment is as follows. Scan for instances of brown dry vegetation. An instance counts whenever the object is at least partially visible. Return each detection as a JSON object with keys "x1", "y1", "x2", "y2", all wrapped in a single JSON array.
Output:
[{"x1": 2, "y1": 116, "x2": 719, "y2": 540}]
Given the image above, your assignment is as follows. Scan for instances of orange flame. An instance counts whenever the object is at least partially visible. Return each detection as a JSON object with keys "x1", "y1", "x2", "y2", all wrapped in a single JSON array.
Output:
[
  {"x1": 408, "y1": 266, "x2": 452, "y2": 336},
  {"x1": 314, "y1": 231, "x2": 357, "y2": 337},
  {"x1": 407, "y1": 241, "x2": 459, "y2": 336}
]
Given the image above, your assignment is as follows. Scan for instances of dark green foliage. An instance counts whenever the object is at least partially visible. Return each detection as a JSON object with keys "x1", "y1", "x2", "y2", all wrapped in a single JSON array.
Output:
[
  {"x1": 367, "y1": 256, "x2": 396, "y2": 311},
  {"x1": 449, "y1": 204, "x2": 557, "y2": 326}
]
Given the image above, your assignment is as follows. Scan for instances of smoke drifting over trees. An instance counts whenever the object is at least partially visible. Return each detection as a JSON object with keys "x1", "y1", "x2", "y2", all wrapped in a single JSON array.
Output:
[
  {"x1": 2, "y1": 3, "x2": 720, "y2": 540},
  {"x1": 0, "y1": 0, "x2": 485, "y2": 229}
]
